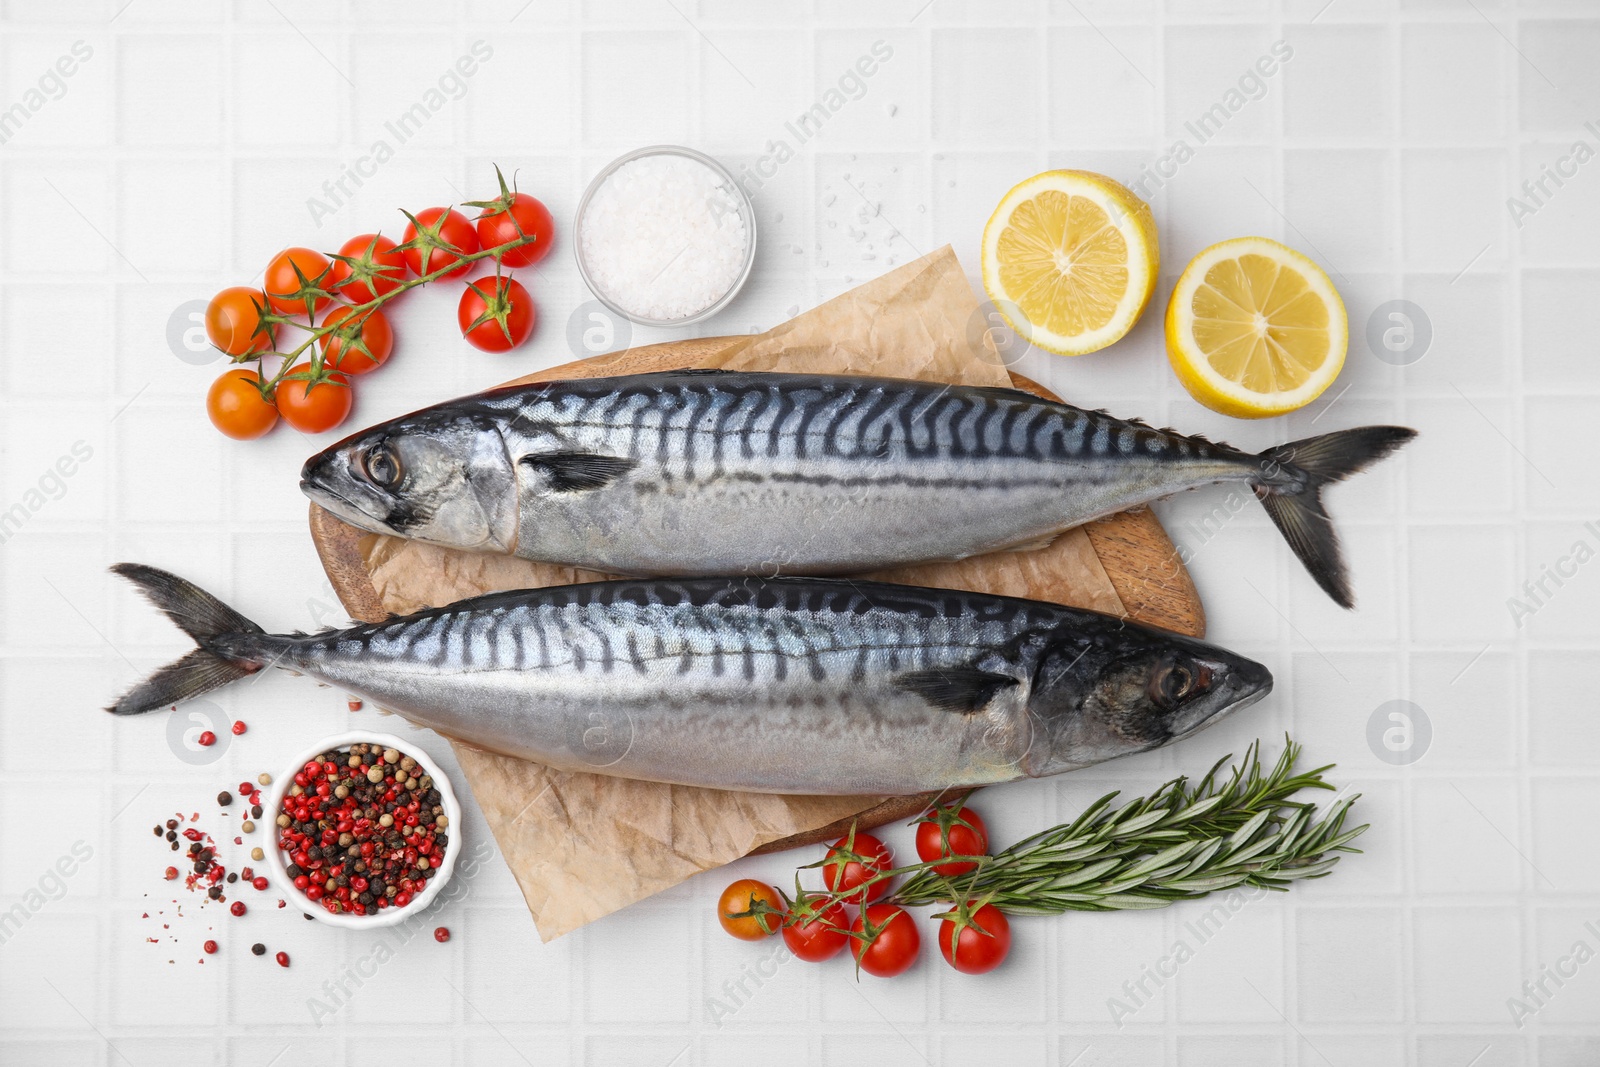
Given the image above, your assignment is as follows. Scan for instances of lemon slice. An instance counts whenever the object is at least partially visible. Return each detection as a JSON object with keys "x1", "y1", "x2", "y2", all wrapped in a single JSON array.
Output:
[
  {"x1": 981, "y1": 170, "x2": 1159, "y2": 356},
  {"x1": 1165, "y1": 237, "x2": 1347, "y2": 418}
]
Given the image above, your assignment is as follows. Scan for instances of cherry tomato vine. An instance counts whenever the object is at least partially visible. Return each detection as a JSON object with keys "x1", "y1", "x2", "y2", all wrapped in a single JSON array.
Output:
[{"x1": 203, "y1": 166, "x2": 551, "y2": 440}]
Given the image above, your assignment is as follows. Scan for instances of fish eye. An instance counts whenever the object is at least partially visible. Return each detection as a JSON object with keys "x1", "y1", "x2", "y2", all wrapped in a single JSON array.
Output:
[
  {"x1": 1150, "y1": 660, "x2": 1201, "y2": 708},
  {"x1": 362, "y1": 444, "x2": 403, "y2": 489}
]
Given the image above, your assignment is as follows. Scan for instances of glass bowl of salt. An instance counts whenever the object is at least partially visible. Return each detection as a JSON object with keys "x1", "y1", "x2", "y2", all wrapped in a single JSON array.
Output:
[{"x1": 574, "y1": 145, "x2": 757, "y2": 327}]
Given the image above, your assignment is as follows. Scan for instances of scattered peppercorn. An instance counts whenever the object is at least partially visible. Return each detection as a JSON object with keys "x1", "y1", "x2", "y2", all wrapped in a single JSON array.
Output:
[
  {"x1": 258, "y1": 773, "x2": 272, "y2": 786},
  {"x1": 276, "y1": 951, "x2": 290, "y2": 967},
  {"x1": 231, "y1": 720, "x2": 247, "y2": 735},
  {"x1": 203, "y1": 940, "x2": 218, "y2": 954},
  {"x1": 253, "y1": 876, "x2": 269, "y2": 891},
  {"x1": 230, "y1": 901, "x2": 247, "y2": 917},
  {"x1": 241, "y1": 820, "x2": 255, "y2": 834},
  {"x1": 251, "y1": 942, "x2": 266, "y2": 956},
  {"x1": 434, "y1": 926, "x2": 450, "y2": 943},
  {"x1": 251, "y1": 847, "x2": 264, "y2": 862},
  {"x1": 164, "y1": 866, "x2": 178, "y2": 880},
  {"x1": 198, "y1": 731, "x2": 216, "y2": 747}
]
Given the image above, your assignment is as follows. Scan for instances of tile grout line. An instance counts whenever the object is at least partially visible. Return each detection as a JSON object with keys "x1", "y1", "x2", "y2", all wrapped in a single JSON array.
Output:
[{"x1": 1505, "y1": 9, "x2": 1538, "y2": 1060}]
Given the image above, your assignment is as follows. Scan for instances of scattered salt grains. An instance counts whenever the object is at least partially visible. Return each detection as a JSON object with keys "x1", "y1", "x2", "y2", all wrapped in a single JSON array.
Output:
[{"x1": 580, "y1": 154, "x2": 748, "y2": 322}]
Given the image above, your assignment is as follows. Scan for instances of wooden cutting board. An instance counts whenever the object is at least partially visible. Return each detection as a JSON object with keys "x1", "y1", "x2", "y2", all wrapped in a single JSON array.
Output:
[{"x1": 308, "y1": 337, "x2": 1204, "y2": 853}]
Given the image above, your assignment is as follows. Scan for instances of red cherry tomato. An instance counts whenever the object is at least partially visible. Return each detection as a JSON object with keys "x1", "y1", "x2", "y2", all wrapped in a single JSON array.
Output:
[
  {"x1": 318, "y1": 305, "x2": 394, "y2": 375},
  {"x1": 937, "y1": 902, "x2": 1011, "y2": 975},
  {"x1": 781, "y1": 898, "x2": 849, "y2": 963},
  {"x1": 458, "y1": 277, "x2": 536, "y2": 352},
  {"x1": 852, "y1": 904, "x2": 919, "y2": 978},
  {"x1": 822, "y1": 832, "x2": 894, "y2": 904},
  {"x1": 915, "y1": 806, "x2": 990, "y2": 878},
  {"x1": 476, "y1": 191, "x2": 554, "y2": 268},
  {"x1": 206, "y1": 368, "x2": 278, "y2": 440},
  {"x1": 401, "y1": 207, "x2": 479, "y2": 280},
  {"x1": 274, "y1": 365, "x2": 352, "y2": 434},
  {"x1": 329, "y1": 233, "x2": 409, "y2": 304},
  {"x1": 263, "y1": 247, "x2": 333, "y2": 315},
  {"x1": 205, "y1": 287, "x2": 275, "y2": 356}
]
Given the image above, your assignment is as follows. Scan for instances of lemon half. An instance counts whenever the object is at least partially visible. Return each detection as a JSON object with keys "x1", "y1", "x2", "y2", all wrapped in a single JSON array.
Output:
[
  {"x1": 1165, "y1": 236, "x2": 1347, "y2": 419},
  {"x1": 981, "y1": 171, "x2": 1159, "y2": 357}
]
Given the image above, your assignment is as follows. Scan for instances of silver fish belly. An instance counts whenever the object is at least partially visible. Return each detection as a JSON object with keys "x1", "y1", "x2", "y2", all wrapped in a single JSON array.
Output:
[{"x1": 108, "y1": 566, "x2": 1274, "y2": 795}]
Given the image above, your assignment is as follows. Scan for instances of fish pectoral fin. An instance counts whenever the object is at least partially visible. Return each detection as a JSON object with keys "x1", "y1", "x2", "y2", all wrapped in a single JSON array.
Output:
[
  {"x1": 894, "y1": 667, "x2": 1019, "y2": 714},
  {"x1": 520, "y1": 451, "x2": 638, "y2": 493}
]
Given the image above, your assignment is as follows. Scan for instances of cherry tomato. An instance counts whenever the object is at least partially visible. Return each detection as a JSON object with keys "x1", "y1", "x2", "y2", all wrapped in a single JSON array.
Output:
[
  {"x1": 852, "y1": 904, "x2": 919, "y2": 978},
  {"x1": 206, "y1": 368, "x2": 278, "y2": 440},
  {"x1": 204, "y1": 286, "x2": 275, "y2": 356},
  {"x1": 915, "y1": 805, "x2": 990, "y2": 878},
  {"x1": 263, "y1": 247, "x2": 334, "y2": 315},
  {"x1": 716, "y1": 879, "x2": 781, "y2": 941},
  {"x1": 822, "y1": 832, "x2": 894, "y2": 904},
  {"x1": 937, "y1": 902, "x2": 1011, "y2": 975},
  {"x1": 401, "y1": 207, "x2": 479, "y2": 280},
  {"x1": 781, "y1": 898, "x2": 849, "y2": 963},
  {"x1": 319, "y1": 305, "x2": 394, "y2": 375},
  {"x1": 458, "y1": 277, "x2": 536, "y2": 352},
  {"x1": 476, "y1": 191, "x2": 554, "y2": 268},
  {"x1": 329, "y1": 233, "x2": 409, "y2": 304},
  {"x1": 274, "y1": 365, "x2": 352, "y2": 434}
]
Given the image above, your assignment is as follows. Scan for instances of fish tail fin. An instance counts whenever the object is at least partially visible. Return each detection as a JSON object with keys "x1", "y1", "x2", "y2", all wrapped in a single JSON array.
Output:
[
  {"x1": 106, "y1": 563, "x2": 267, "y2": 716},
  {"x1": 1252, "y1": 426, "x2": 1417, "y2": 610}
]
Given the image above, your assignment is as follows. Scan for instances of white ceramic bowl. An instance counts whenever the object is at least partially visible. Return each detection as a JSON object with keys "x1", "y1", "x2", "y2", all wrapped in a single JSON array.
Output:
[
  {"x1": 261, "y1": 731, "x2": 462, "y2": 929},
  {"x1": 573, "y1": 144, "x2": 758, "y2": 327}
]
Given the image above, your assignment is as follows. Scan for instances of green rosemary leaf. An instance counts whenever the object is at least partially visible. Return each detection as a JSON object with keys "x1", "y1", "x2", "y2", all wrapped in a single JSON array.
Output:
[{"x1": 886, "y1": 738, "x2": 1363, "y2": 916}]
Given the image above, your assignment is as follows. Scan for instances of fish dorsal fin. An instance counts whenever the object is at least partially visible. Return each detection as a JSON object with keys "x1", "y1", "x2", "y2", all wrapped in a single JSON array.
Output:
[
  {"x1": 520, "y1": 451, "x2": 638, "y2": 492},
  {"x1": 894, "y1": 667, "x2": 1018, "y2": 714}
]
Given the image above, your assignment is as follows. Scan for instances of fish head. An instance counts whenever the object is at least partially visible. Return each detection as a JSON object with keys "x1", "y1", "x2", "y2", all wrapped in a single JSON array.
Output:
[
  {"x1": 300, "y1": 411, "x2": 518, "y2": 552},
  {"x1": 1023, "y1": 626, "x2": 1272, "y2": 777}
]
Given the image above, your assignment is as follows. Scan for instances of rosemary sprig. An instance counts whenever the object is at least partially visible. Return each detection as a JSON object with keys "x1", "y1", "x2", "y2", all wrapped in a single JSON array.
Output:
[{"x1": 782, "y1": 738, "x2": 1365, "y2": 923}]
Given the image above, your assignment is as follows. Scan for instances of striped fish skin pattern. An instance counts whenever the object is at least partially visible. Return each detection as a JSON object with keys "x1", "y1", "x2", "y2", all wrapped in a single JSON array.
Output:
[
  {"x1": 301, "y1": 369, "x2": 1414, "y2": 606},
  {"x1": 115, "y1": 567, "x2": 1272, "y2": 796},
  {"x1": 299, "y1": 369, "x2": 1254, "y2": 576}
]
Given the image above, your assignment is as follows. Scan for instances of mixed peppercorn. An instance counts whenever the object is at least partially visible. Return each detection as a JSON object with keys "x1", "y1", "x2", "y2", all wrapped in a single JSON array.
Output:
[{"x1": 276, "y1": 743, "x2": 450, "y2": 917}]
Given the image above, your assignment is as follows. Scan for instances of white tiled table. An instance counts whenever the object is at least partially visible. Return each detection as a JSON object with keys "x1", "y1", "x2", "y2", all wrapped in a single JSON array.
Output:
[{"x1": 1, "y1": 2, "x2": 1596, "y2": 1064}]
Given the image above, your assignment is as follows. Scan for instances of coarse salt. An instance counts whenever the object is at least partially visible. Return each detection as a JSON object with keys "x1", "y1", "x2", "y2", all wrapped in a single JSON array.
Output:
[{"x1": 579, "y1": 153, "x2": 749, "y2": 322}]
